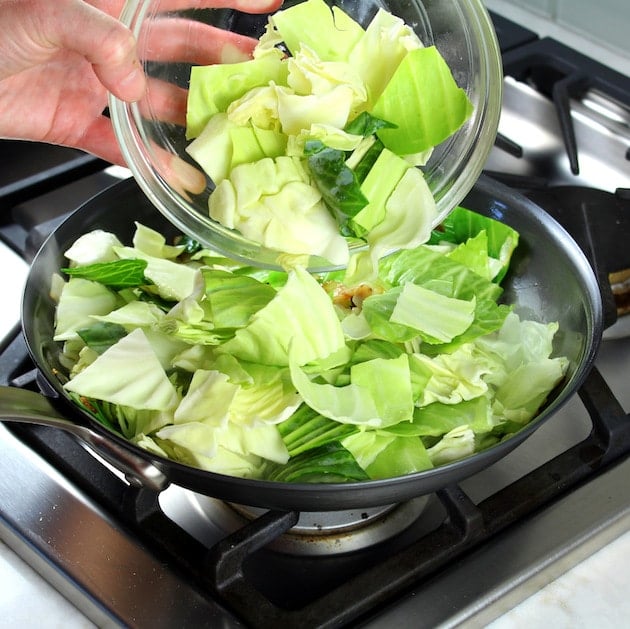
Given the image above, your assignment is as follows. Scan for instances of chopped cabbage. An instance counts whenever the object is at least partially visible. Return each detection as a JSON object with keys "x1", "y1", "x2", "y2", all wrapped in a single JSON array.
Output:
[
  {"x1": 185, "y1": 0, "x2": 473, "y2": 266},
  {"x1": 54, "y1": 203, "x2": 568, "y2": 483}
]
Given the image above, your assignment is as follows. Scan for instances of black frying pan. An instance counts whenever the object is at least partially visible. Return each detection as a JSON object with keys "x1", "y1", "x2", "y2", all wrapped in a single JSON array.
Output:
[{"x1": 0, "y1": 174, "x2": 603, "y2": 511}]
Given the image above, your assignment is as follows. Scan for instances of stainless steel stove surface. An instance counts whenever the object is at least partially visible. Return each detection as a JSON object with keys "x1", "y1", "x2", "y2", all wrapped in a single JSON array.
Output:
[{"x1": 1, "y1": 9, "x2": 630, "y2": 629}]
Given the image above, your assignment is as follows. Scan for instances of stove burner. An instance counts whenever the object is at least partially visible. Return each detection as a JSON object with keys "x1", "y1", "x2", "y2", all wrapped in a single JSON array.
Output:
[{"x1": 188, "y1": 497, "x2": 430, "y2": 556}]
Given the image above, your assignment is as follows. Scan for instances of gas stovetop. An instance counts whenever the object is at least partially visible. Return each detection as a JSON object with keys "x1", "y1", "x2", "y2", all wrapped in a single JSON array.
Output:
[{"x1": 0, "y1": 10, "x2": 630, "y2": 629}]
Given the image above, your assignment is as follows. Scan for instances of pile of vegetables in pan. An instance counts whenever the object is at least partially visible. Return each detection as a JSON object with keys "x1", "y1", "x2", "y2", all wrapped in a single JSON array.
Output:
[
  {"x1": 52, "y1": 207, "x2": 569, "y2": 483},
  {"x1": 48, "y1": 2, "x2": 568, "y2": 483},
  {"x1": 184, "y1": 0, "x2": 474, "y2": 267}
]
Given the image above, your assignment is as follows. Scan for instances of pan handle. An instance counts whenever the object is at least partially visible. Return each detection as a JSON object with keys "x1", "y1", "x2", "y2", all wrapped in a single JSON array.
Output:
[{"x1": 0, "y1": 386, "x2": 170, "y2": 493}]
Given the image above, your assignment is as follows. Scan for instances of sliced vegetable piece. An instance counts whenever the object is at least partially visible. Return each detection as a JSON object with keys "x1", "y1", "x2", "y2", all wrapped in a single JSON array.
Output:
[
  {"x1": 305, "y1": 140, "x2": 368, "y2": 227},
  {"x1": 390, "y1": 283, "x2": 475, "y2": 343},
  {"x1": 186, "y1": 113, "x2": 237, "y2": 185},
  {"x1": 264, "y1": 442, "x2": 369, "y2": 483},
  {"x1": 77, "y1": 322, "x2": 127, "y2": 355},
  {"x1": 364, "y1": 435, "x2": 433, "y2": 478},
  {"x1": 209, "y1": 156, "x2": 349, "y2": 265},
  {"x1": 372, "y1": 46, "x2": 473, "y2": 155},
  {"x1": 431, "y1": 206, "x2": 520, "y2": 283},
  {"x1": 276, "y1": 84, "x2": 355, "y2": 135},
  {"x1": 352, "y1": 147, "x2": 409, "y2": 233},
  {"x1": 389, "y1": 396, "x2": 494, "y2": 437},
  {"x1": 380, "y1": 245, "x2": 504, "y2": 303},
  {"x1": 63, "y1": 328, "x2": 179, "y2": 411},
  {"x1": 62, "y1": 259, "x2": 148, "y2": 289},
  {"x1": 427, "y1": 425, "x2": 476, "y2": 466},
  {"x1": 219, "y1": 266, "x2": 346, "y2": 366},
  {"x1": 347, "y1": 8, "x2": 424, "y2": 107},
  {"x1": 290, "y1": 353, "x2": 413, "y2": 428},
  {"x1": 64, "y1": 229, "x2": 123, "y2": 265},
  {"x1": 202, "y1": 269, "x2": 277, "y2": 329},
  {"x1": 133, "y1": 222, "x2": 186, "y2": 259},
  {"x1": 186, "y1": 51, "x2": 287, "y2": 139},
  {"x1": 344, "y1": 166, "x2": 438, "y2": 284},
  {"x1": 90, "y1": 301, "x2": 166, "y2": 331},
  {"x1": 277, "y1": 404, "x2": 358, "y2": 456},
  {"x1": 114, "y1": 246, "x2": 199, "y2": 302},
  {"x1": 409, "y1": 344, "x2": 491, "y2": 407},
  {"x1": 269, "y1": 0, "x2": 364, "y2": 60},
  {"x1": 54, "y1": 278, "x2": 119, "y2": 342}
]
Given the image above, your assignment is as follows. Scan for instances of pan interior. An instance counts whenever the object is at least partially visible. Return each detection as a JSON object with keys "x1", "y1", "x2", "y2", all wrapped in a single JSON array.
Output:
[{"x1": 20, "y1": 175, "x2": 603, "y2": 511}]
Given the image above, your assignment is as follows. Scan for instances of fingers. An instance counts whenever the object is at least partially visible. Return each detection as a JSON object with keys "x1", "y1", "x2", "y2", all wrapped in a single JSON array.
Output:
[
  {"x1": 44, "y1": 1, "x2": 147, "y2": 103},
  {"x1": 145, "y1": 0, "x2": 283, "y2": 13},
  {"x1": 151, "y1": 147, "x2": 208, "y2": 198},
  {"x1": 139, "y1": 18, "x2": 259, "y2": 66},
  {"x1": 216, "y1": 0, "x2": 283, "y2": 11}
]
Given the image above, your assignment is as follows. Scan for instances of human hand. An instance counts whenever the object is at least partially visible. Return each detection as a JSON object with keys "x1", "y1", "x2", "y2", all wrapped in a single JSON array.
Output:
[{"x1": 0, "y1": 0, "x2": 283, "y2": 165}]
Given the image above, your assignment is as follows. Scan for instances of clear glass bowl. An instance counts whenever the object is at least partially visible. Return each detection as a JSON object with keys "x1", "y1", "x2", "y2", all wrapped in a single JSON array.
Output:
[{"x1": 110, "y1": 0, "x2": 502, "y2": 270}]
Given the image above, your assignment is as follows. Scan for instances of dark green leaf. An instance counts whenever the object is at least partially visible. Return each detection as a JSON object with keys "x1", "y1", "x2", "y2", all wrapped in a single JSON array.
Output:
[
  {"x1": 353, "y1": 138, "x2": 385, "y2": 183},
  {"x1": 176, "y1": 235, "x2": 202, "y2": 254},
  {"x1": 344, "y1": 111, "x2": 397, "y2": 137},
  {"x1": 62, "y1": 259, "x2": 148, "y2": 288},
  {"x1": 66, "y1": 393, "x2": 120, "y2": 434},
  {"x1": 277, "y1": 404, "x2": 358, "y2": 456},
  {"x1": 137, "y1": 291, "x2": 176, "y2": 311},
  {"x1": 305, "y1": 142, "x2": 368, "y2": 230},
  {"x1": 351, "y1": 339, "x2": 405, "y2": 365},
  {"x1": 264, "y1": 442, "x2": 369, "y2": 483},
  {"x1": 77, "y1": 322, "x2": 128, "y2": 354}
]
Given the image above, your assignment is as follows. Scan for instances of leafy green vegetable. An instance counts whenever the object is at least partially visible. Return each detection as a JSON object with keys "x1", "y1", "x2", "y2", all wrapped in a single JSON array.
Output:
[
  {"x1": 219, "y1": 265, "x2": 346, "y2": 366},
  {"x1": 344, "y1": 111, "x2": 396, "y2": 137},
  {"x1": 389, "y1": 283, "x2": 476, "y2": 344},
  {"x1": 62, "y1": 259, "x2": 148, "y2": 289},
  {"x1": 372, "y1": 46, "x2": 474, "y2": 155},
  {"x1": 352, "y1": 147, "x2": 410, "y2": 234},
  {"x1": 54, "y1": 208, "x2": 568, "y2": 484},
  {"x1": 379, "y1": 245, "x2": 504, "y2": 303},
  {"x1": 264, "y1": 442, "x2": 369, "y2": 483},
  {"x1": 201, "y1": 269, "x2": 277, "y2": 329},
  {"x1": 63, "y1": 328, "x2": 179, "y2": 411},
  {"x1": 54, "y1": 278, "x2": 119, "y2": 342},
  {"x1": 184, "y1": 0, "x2": 473, "y2": 266},
  {"x1": 277, "y1": 404, "x2": 358, "y2": 456},
  {"x1": 267, "y1": 0, "x2": 364, "y2": 61},
  {"x1": 64, "y1": 229, "x2": 123, "y2": 265},
  {"x1": 208, "y1": 156, "x2": 349, "y2": 265},
  {"x1": 289, "y1": 353, "x2": 414, "y2": 428},
  {"x1": 186, "y1": 52, "x2": 287, "y2": 139},
  {"x1": 342, "y1": 431, "x2": 433, "y2": 479},
  {"x1": 431, "y1": 206, "x2": 520, "y2": 282},
  {"x1": 77, "y1": 322, "x2": 127, "y2": 354},
  {"x1": 305, "y1": 140, "x2": 368, "y2": 228}
]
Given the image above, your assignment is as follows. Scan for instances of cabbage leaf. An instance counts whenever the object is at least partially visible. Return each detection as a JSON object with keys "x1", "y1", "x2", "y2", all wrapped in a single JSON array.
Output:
[{"x1": 63, "y1": 328, "x2": 179, "y2": 411}]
